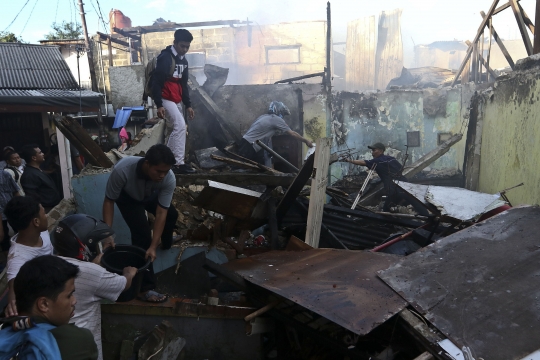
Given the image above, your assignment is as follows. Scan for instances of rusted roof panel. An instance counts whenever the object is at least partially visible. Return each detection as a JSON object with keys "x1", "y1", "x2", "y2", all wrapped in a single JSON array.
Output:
[
  {"x1": 224, "y1": 248, "x2": 407, "y2": 335},
  {"x1": 379, "y1": 206, "x2": 540, "y2": 360},
  {"x1": 0, "y1": 43, "x2": 79, "y2": 90}
]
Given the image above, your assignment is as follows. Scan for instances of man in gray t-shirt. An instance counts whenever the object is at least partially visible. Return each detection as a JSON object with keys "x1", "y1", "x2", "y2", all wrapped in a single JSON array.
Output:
[
  {"x1": 102, "y1": 144, "x2": 178, "y2": 302},
  {"x1": 237, "y1": 101, "x2": 313, "y2": 166}
]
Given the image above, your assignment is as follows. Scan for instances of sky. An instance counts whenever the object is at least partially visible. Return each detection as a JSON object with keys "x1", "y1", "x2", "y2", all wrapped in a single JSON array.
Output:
[{"x1": 2, "y1": 0, "x2": 536, "y2": 67}]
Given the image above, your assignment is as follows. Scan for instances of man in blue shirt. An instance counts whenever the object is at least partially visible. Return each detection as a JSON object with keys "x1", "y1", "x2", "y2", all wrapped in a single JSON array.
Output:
[{"x1": 345, "y1": 142, "x2": 428, "y2": 215}]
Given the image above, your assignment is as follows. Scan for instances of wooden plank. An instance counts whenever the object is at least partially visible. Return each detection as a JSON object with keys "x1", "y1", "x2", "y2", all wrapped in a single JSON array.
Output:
[
  {"x1": 510, "y1": 0, "x2": 533, "y2": 55},
  {"x1": 210, "y1": 154, "x2": 275, "y2": 174},
  {"x1": 120, "y1": 20, "x2": 243, "y2": 34},
  {"x1": 534, "y1": 0, "x2": 540, "y2": 54},
  {"x1": 54, "y1": 119, "x2": 100, "y2": 166},
  {"x1": 221, "y1": 148, "x2": 282, "y2": 174},
  {"x1": 305, "y1": 138, "x2": 332, "y2": 248},
  {"x1": 176, "y1": 173, "x2": 296, "y2": 187},
  {"x1": 487, "y1": 20, "x2": 493, "y2": 82},
  {"x1": 188, "y1": 75, "x2": 241, "y2": 144},
  {"x1": 276, "y1": 153, "x2": 315, "y2": 222},
  {"x1": 60, "y1": 117, "x2": 114, "y2": 168},
  {"x1": 481, "y1": 11, "x2": 515, "y2": 69},
  {"x1": 472, "y1": 40, "x2": 479, "y2": 83},
  {"x1": 452, "y1": 0, "x2": 501, "y2": 86},
  {"x1": 346, "y1": 16, "x2": 376, "y2": 90},
  {"x1": 374, "y1": 9, "x2": 403, "y2": 89},
  {"x1": 56, "y1": 130, "x2": 73, "y2": 199},
  {"x1": 107, "y1": 37, "x2": 113, "y2": 67}
]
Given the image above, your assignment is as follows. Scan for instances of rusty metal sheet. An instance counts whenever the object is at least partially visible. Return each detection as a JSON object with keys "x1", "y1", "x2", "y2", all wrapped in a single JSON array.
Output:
[
  {"x1": 224, "y1": 249, "x2": 407, "y2": 335},
  {"x1": 379, "y1": 206, "x2": 540, "y2": 360}
]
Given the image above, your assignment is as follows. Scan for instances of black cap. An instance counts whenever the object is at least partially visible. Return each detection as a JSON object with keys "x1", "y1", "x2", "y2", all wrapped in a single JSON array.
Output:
[{"x1": 368, "y1": 142, "x2": 385, "y2": 152}]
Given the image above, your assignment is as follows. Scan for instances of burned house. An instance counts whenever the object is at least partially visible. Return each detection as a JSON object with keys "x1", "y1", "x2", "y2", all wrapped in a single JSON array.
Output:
[{"x1": 4, "y1": 1, "x2": 540, "y2": 359}]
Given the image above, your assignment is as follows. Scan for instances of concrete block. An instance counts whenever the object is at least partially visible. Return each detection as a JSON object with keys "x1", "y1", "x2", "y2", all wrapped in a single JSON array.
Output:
[
  {"x1": 125, "y1": 120, "x2": 166, "y2": 156},
  {"x1": 109, "y1": 65, "x2": 145, "y2": 109}
]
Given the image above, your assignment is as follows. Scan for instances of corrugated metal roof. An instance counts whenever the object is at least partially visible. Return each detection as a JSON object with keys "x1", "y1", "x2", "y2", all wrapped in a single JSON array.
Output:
[
  {"x1": 0, "y1": 43, "x2": 79, "y2": 90},
  {"x1": 0, "y1": 89, "x2": 100, "y2": 98}
]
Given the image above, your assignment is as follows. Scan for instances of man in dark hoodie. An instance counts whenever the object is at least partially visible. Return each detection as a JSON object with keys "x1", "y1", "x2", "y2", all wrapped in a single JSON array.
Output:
[{"x1": 151, "y1": 29, "x2": 196, "y2": 174}]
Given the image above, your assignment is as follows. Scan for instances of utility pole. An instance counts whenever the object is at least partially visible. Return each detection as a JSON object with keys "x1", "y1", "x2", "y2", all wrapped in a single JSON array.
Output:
[{"x1": 78, "y1": 0, "x2": 99, "y2": 92}]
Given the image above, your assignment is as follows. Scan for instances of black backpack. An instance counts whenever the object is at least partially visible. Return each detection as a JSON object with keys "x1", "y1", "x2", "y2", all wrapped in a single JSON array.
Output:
[{"x1": 143, "y1": 52, "x2": 176, "y2": 102}]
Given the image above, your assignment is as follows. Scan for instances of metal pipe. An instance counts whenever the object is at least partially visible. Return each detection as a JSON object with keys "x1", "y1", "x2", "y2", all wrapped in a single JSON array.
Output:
[{"x1": 255, "y1": 140, "x2": 299, "y2": 173}]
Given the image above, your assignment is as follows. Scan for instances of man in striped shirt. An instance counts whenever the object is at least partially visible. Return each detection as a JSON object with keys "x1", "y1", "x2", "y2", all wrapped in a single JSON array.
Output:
[{"x1": 53, "y1": 214, "x2": 137, "y2": 360}]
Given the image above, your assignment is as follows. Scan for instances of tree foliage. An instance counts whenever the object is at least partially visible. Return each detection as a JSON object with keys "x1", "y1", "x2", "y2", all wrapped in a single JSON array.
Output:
[
  {"x1": 0, "y1": 32, "x2": 20, "y2": 43},
  {"x1": 44, "y1": 21, "x2": 83, "y2": 40}
]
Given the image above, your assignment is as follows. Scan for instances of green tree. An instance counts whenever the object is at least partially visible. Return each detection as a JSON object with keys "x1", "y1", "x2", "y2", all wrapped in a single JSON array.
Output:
[
  {"x1": 44, "y1": 21, "x2": 83, "y2": 40},
  {"x1": 0, "y1": 31, "x2": 20, "y2": 42}
]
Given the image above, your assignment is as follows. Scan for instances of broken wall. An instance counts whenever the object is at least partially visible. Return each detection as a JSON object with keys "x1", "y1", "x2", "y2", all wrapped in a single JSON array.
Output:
[
  {"x1": 330, "y1": 87, "x2": 471, "y2": 183},
  {"x1": 233, "y1": 21, "x2": 327, "y2": 85},
  {"x1": 476, "y1": 55, "x2": 540, "y2": 204}
]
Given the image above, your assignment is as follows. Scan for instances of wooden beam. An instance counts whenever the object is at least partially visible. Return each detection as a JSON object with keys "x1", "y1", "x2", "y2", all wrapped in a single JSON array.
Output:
[
  {"x1": 451, "y1": 0, "x2": 501, "y2": 86},
  {"x1": 465, "y1": 40, "x2": 498, "y2": 79},
  {"x1": 274, "y1": 72, "x2": 325, "y2": 84},
  {"x1": 510, "y1": 0, "x2": 534, "y2": 55},
  {"x1": 211, "y1": 154, "x2": 263, "y2": 172},
  {"x1": 276, "y1": 154, "x2": 315, "y2": 222},
  {"x1": 97, "y1": 32, "x2": 130, "y2": 48},
  {"x1": 188, "y1": 74, "x2": 241, "y2": 144},
  {"x1": 305, "y1": 138, "x2": 332, "y2": 248},
  {"x1": 535, "y1": 0, "x2": 540, "y2": 53},
  {"x1": 518, "y1": 2, "x2": 535, "y2": 34},
  {"x1": 176, "y1": 173, "x2": 296, "y2": 187},
  {"x1": 53, "y1": 116, "x2": 114, "y2": 168},
  {"x1": 107, "y1": 37, "x2": 113, "y2": 67},
  {"x1": 121, "y1": 20, "x2": 243, "y2": 34},
  {"x1": 481, "y1": 11, "x2": 515, "y2": 69},
  {"x1": 112, "y1": 27, "x2": 141, "y2": 41}
]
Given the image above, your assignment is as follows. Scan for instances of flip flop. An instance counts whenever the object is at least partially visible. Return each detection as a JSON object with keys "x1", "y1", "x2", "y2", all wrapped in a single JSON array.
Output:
[{"x1": 138, "y1": 290, "x2": 168, "y2": 303}]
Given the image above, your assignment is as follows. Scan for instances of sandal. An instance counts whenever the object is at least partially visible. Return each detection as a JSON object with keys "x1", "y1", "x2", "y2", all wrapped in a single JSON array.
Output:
[{"x1": 138, "y1": 290, "x2": 168, "y2": 303}]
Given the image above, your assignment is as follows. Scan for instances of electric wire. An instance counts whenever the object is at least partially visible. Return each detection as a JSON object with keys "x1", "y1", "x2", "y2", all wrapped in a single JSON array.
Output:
[
  {"x1": 3, "y1": 0, "x2": 31, "y2": 31},
  {"x1": 54, "y1": 0, "x2": 60, "y2": 23},
  {"x1": 20, "y1": 0, "x2": 39, "y2": 37},
  {"x1": 90, "y1": 0, "x2": 107, "y2": 33}
]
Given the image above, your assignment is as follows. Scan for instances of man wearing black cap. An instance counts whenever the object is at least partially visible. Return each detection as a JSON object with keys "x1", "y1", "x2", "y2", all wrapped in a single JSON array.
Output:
[{"x1": 345, "y1": 142, "x2": 428, "y2": 214}]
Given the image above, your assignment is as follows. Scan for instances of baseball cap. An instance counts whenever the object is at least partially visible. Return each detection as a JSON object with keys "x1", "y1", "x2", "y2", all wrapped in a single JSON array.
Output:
[{"x1": 368, "y1": 142, "x2": 385, "y2": 151}]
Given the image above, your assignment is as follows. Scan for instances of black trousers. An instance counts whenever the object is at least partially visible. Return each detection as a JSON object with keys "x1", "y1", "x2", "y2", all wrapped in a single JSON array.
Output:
[
  {"x1": 237, "y1": 138, "x2": 265, "y2": 165},
  {"x1": 115, "y1": 191, "x2": 179, "y2": 292},
  {"x1": 1, "y1": 220, "x2": 10, "y2": 252}
]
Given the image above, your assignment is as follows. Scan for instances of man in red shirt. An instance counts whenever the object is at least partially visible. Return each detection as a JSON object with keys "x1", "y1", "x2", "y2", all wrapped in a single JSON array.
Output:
[{"x1": 151, "y1": 29, "x2": 196, "y2": 174}]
